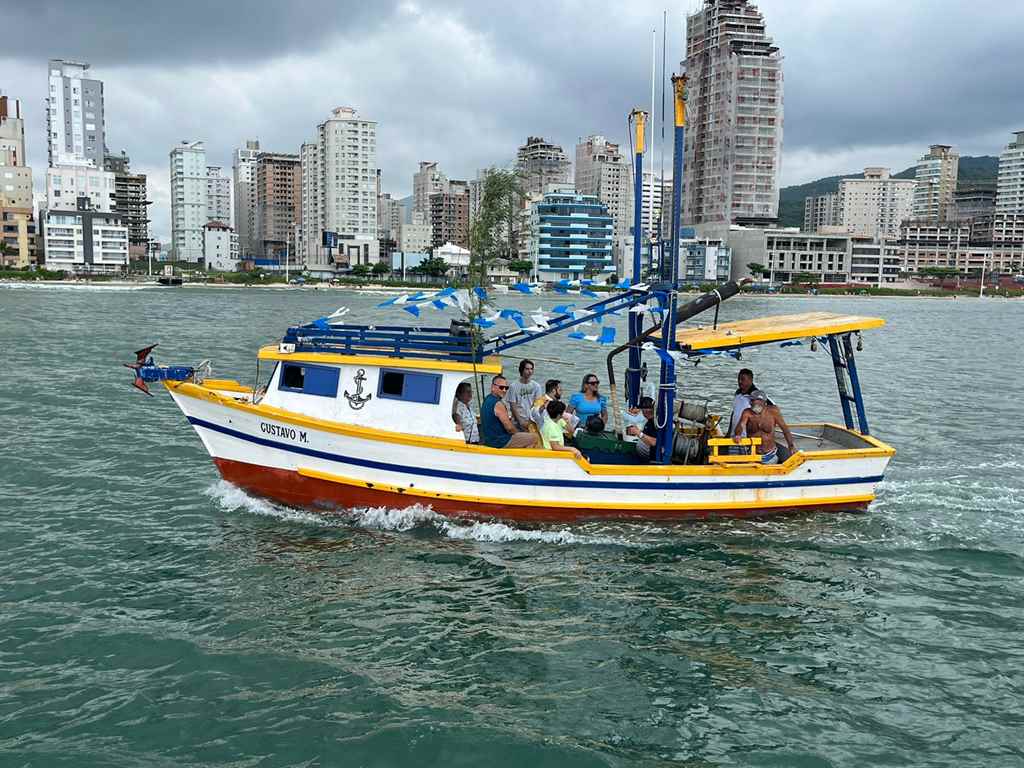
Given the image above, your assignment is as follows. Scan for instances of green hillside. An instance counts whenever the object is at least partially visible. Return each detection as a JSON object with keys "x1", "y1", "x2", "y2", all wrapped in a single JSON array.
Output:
[{"x1": 777, "y1": 156, "x2": 999, "y2": 228}]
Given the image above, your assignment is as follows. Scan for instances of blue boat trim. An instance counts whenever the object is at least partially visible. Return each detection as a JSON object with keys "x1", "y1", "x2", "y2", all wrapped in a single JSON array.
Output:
[{"x1": 188, "y1": 417, "x2": 884, "y2": 492}]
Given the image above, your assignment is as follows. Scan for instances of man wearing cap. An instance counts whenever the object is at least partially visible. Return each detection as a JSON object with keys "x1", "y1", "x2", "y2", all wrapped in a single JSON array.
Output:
[{"x1": 732, "y1": 389, "x2": 796, "y2": 465}]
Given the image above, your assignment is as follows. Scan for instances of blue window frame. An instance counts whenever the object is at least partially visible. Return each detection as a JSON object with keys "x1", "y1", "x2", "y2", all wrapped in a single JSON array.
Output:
[
  {"x1": 278, "y1": 363, "x2": 339, "y2": 398},
  {"x1": 377, "y1": 369, "x2": 441, "y2": 404}
]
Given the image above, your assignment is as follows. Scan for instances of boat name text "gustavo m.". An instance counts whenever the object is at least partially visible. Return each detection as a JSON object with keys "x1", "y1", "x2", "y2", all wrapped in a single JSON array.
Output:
[{"x1": 260, "y1": 422, "x2": 308, "y2": 443}]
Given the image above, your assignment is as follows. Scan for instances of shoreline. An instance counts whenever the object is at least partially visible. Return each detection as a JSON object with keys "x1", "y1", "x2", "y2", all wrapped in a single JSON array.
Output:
[{"x1": 1, "y1": 278, "x2": 1019, "y2": 299}]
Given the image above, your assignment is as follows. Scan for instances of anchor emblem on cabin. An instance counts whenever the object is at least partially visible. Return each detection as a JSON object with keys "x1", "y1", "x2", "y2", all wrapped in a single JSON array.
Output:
[{"x1": 344, "y1": 368, "x2": 372, "y2": 410}]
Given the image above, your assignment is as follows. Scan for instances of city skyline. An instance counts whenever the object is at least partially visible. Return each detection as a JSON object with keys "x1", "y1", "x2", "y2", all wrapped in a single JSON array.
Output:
[{"x1": 2, "y1": 0, "x2": 1022, "y2": 245}]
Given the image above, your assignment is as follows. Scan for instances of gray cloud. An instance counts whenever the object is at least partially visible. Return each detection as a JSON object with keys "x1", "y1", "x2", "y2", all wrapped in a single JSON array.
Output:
[{"x1": 2, "y1": 0, "x2": 1021, "y2": 244}]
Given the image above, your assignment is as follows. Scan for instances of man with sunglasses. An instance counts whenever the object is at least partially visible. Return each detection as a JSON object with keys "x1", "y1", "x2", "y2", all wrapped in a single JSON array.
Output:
[{"x1": 481, "y1": 375, "x2": 540, "y2": 449}]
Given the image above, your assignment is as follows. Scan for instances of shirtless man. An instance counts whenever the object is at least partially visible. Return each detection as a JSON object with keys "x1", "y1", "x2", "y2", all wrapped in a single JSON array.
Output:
[{"x1": 732, "y1": 390, "x2": 796, "y2": 465}]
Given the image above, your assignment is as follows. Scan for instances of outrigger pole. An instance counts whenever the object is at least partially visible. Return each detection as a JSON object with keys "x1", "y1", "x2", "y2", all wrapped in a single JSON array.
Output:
[{"x1": 627, "y1": 107, "x2": 648, "y2": 408}]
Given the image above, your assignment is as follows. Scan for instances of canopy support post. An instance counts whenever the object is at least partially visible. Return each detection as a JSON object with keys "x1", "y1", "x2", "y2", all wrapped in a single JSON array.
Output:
[
  {"x1": 843, "y1": 333, "x2": 870, "y2": 435},
  {"x1": 827, "y1": 335, "x2": 855, "y2": 430}
]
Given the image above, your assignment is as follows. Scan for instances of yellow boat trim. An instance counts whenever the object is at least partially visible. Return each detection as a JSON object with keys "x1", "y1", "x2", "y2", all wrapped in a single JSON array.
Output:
[
  {"x1": 297, "y1": 466, "x2": 875, "y2": 511},
  {"x1": 257, "y1": 345, "x2": 503, "y2": 374},
  {"x1": 658, "y1": 312, "x2": 886, "y2": 351},
  {"x1": 168, "y1": 381, "x2": 895, "y2": 476},
  {"x1": 201, "y1": 378, "x2": 253, "y2": 394}
]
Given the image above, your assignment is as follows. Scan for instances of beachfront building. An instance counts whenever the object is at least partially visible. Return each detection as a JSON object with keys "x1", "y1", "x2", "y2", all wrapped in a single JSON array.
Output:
[
  {"x1": 169, "y1": 140, "x2": 207, "y2": 261},
  {"x1": 46, "y1": 164, "x2": 115, "y2": 212},
  {"x1": 300, "y1": 106, "x2": 378, "y2": 270},
  {"x1": 397, "y1": 211, "x2": 432, "y2": 254},
  {"x1": 232, "y1": 140, "x2": 260, "y2": 257},
  {"x1": 995, "y1": 131, "x2": 1024, "y2": 215},
  {"x1": 912, "y1": 144, "x2": 959, "y2": 223},
  {"x1": 254, "y1": 151, "x2": 299, "y2": 261},
  {"x1": 43, "y1": 195, "x2": 128, "y2": 273},
  {"x1": 526, "y1": 184, "x2": 614, "y2": 282},
  {"x1": 683, "y1": 0, "x2": 783, "y2": 227},
  {"x1": 203, "y1": 220, "x2": 240, "y2": 272},
  {"x1": 1, "y1": 93, "x2": 38, "y2": 267},
  {"x1": 104, "y1": 151, "x2": 150, "y2": 258}
]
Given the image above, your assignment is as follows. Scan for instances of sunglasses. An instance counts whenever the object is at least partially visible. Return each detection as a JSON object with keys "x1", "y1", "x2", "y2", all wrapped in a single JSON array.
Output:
[
  {"x1": 586, "y1": 379, "x2": 599, "y2": 385},
  {"x1": 496, "y1": 385, "x2": 509, "y2": 391}
]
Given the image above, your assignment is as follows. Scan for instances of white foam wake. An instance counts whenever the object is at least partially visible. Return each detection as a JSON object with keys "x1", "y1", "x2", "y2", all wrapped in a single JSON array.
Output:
[{"x1": 205, "y1": 481, "x2": 637, "y2": 547}]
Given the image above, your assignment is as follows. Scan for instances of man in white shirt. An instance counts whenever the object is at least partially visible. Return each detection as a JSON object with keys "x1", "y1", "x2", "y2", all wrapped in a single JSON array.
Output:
[{"x1": 506, "y1": 359, "x2": 543, "y2": 433}]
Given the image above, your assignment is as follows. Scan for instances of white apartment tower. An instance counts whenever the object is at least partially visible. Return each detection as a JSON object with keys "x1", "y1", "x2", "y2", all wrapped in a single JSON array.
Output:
[
  {"x1": 413, "y1": 161, "x2": 448, "y2": 216},
  {"x1": 46, "y1": 59, "x2": 106, "y2": 169},
  {"x1": 912, "y1": 144, "x2": 959, "y2": 222},
  {"x1": 804, "y1": 193, "x2": 838, "y2": 232},
  {"x1": 574, "y1": 135, "x2": 631, "y2": 246},
  {"x1": 683, "y1": 0, "x2": 783, "y2": 226},
  {"x1": 233, "y1": 139, "x2": 260, "y2": 257},
  {"x1": 838, "y1": 168, "x2": 915, "y2": 239},
  {"x1": 995, "y1": 131, "x2": 1024, "y2": 214},
  {"x1": 300, "y1": 107, "x2": 378, "y2": 269},
  {"x1": 206, "y1": 165, "x2": 231, "y2": 224},
  {"x1": 640, "y1": 171, "x2": 669, "y2": 241},
  {"x1": 169, "y1": 140, "x2": 207, "y2": 261}
]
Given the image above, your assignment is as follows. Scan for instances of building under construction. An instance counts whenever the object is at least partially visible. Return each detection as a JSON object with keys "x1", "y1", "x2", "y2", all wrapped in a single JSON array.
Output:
[
  {"x1": 683, "y1": 0, "x2": 783, "y2": 228},
  {"x1": 515, "y1": 137, "x2": 571, "y2": 199}
]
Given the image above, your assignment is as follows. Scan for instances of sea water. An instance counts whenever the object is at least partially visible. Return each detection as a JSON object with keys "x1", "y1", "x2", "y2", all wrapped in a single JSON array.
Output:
[{"x1": 1, "y1": 284, "x2": 1022, "y2": 766}]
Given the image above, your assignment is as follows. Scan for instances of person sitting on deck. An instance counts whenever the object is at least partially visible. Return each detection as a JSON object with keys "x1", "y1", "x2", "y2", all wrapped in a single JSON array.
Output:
[
  {"x1": 481, "y1": 375, "x2": 540, "y2": 449},
  {"x1": 567, "y1": 374, "x2": 608, "y2": 427},
  {"x1": 530, "y1": 379, "x2": 578, "y2": 438},
  {"x1": 540, "y1": 400, "x2": 583, "y2": 459},
  {"x1": 452, "y1": 381, "x2": 479, "y2": 444},
  {"x1": 627, "y1": 396, "x2": 658, "y2": 461},
  {"x1": 732, "y1": 390, "x2": 796, "y2": 465},
  {"x1": 507, "y1": 359, "x2": 543, "y2": 433}
]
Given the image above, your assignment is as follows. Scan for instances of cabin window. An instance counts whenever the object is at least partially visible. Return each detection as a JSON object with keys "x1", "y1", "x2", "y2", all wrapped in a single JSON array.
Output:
[
  {"x1": 278, "y1": 363, "x2": 339, "y2": 397},
  {"x1": 377, "y1": 369, "x2": 442, "y2": 404}
]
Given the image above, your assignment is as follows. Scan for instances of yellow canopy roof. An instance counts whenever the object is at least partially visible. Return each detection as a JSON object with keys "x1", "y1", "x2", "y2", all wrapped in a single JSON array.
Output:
[{"x1": 667, "y1": 312, "x2": 885, "y2": 351}]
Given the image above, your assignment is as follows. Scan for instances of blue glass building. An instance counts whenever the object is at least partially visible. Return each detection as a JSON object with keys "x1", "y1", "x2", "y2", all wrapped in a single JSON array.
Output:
[{"x1": 528, "y1": 186, "x2": 615, "y2": 281}]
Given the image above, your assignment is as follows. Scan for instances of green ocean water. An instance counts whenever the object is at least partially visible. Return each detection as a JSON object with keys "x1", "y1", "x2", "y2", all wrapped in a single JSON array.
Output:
[{"x1": 1, "y1": 283, "x2": 1022, "y2": 767}]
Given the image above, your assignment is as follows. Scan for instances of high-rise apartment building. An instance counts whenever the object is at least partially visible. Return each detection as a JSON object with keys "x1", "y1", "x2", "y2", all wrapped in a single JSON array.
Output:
[
  {"x1": 429, "y1": 180, "x2": 470, "y2": 250},
  {"x1": 232, "y1": 139, "x2": 260, "y2": 257},
  {"x1": 995, "y1": 131, "x2": 1024, "y2": 214},
  {"x1": 43, "y1": 195, "x2": 128, "y2": 273},
  {"x1": 912, "y1": 144, "x2": 959, "y2": 222},
  {"x1": 517, "y1": 137, "x2": 571, "y2": 199},
  {"x1": 104, "y1": 150, "x2": 150, "y2": 254},
  {"x1": 377, "y1": 192, "x2": 403, "y2": 241},
  {"x1": 46, "y1": 59, "x2": 106, "y2": 168},
  {"x1": 640, "y1": 171, "x2": 670, "y2": 241},
  {"x1": 574, "y1": 135, "x2": 631, "y2": 247},
  {"x1": 837, "y1": 167, "x2": 914, "y2": 239},
  {"x1": 526, "y1": 184, "x2": 614, "y2": 281},
  {"x1": 169, "y1": 140, "x2": 207, "y2": 261},
  {"x1": 0, "y1": 93, "x2": 37, "y2": 267},
  {"x1": 803, "y1": 193, "x2": 839, "y2": 232},
  {"x1": 398, "y1": 210, "x2": 433, "y2": 253},
  {"x1": 300, "y1": 107, "x2": 378, "y2": 269},
  {"x1": 413, "y1": 161, "x2": 448, "y2": 216},
  {"x1": 255, "y1": 152, "x2": 300, "y2": 260},
  {"x1": 206, "y1": 165, "x2": 231, "y2": 225},
  {"x1": 683, "y1": 0, "x2": 783, "y2": 226}
]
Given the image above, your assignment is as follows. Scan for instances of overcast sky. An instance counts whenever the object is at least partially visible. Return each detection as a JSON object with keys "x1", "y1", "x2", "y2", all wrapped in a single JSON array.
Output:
[{"x1": 2, "y1": 0, "x2": 1021, "y2": 243}]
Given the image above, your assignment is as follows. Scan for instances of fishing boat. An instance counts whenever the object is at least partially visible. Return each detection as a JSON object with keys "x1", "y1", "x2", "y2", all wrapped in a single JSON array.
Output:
[{"x1": 125, "y1": 77, "x2": 894, "y2": 523}]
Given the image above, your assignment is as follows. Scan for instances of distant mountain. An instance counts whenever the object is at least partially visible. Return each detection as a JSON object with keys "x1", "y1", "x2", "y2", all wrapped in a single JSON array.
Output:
[{"x1": 776, "y1": 155, "x2": 999, "y2": 228}]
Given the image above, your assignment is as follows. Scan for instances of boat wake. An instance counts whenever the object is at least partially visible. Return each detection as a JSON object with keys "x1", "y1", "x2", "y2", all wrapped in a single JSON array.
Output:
[{"x1": 205, "y1": 480, "x2": 639, "y2": 547}]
